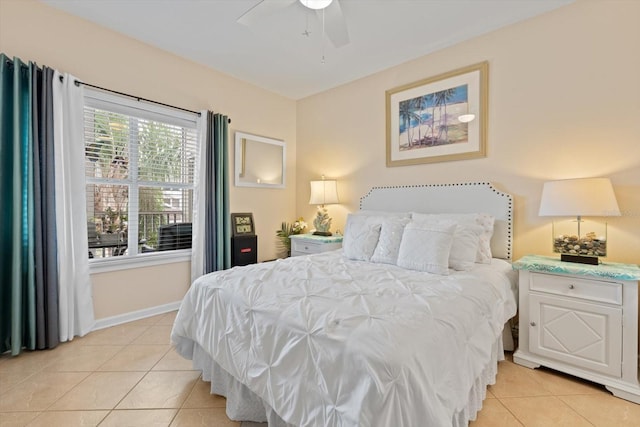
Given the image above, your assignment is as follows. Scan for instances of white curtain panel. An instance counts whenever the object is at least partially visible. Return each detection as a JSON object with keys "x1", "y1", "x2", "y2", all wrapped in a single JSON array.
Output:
[
  {"x1": 52, "y1": 72, "x2": 95, "y2": 341},
  {"x1": 190, "y1": 110, "x2": 208, "y2": 283}
]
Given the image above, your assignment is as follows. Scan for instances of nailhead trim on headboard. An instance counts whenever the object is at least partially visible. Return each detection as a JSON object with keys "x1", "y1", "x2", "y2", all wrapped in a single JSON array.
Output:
[{"x1": 359, "y1": 182, "x2": 513, "y2": 260}]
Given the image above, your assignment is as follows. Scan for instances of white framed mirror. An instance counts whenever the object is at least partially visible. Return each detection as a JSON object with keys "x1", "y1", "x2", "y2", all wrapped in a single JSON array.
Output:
[{"x1": 235, "y1": 131, "x2": 285, "y2": 188}]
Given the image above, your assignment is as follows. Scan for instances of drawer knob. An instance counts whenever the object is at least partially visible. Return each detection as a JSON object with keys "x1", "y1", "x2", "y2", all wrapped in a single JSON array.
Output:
[
  {"x1": 530, "y1": 321, "x2": 536, "y2": 327},
  {"x1": 568, "y1": 284, "x2": 575, "y2": 289},
  {"x1": 304, "y1": 246, "x2": 309, "y2": 250}
]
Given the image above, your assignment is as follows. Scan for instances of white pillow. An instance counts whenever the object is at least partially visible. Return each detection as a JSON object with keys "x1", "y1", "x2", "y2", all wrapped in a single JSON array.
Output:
[
  {"x1": 371, "y1": 217, "x2": 410, "y2": 265},
  {"x1": 449, "y1": 224, "x2": 482, "y2": 271},
  {"x1": 342, "y1": 214, "x2": 382, "y2": 261},
  {"x1": 396, "y1": 221, "x2": 455, "y2": 275},
  {"x1": 411, "y1": 212, "x2": 495, "y2": 264}
]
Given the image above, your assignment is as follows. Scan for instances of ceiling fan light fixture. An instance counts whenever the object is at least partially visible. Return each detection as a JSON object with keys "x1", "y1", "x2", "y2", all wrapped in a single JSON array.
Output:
[{"x1": 300, "y1": 0, "x2": 333, "y2": 10}]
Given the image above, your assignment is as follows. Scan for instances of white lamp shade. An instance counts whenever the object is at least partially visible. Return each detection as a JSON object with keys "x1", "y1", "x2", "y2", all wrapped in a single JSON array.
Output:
[
  {"x1": 309, "y1": 180, "x2": 339, "y2": 205},
  {"x1": 539, "y1": 178, "x2": 621, "y2": 217}
]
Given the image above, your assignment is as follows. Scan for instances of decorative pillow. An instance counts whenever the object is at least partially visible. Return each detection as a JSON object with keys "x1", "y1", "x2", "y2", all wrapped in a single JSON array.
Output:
[
  {"x1": 411, "y1": 212, "x2": 495, "y2": 264},
  {"x1": 449, "y1": 224, "x2": 482, "y2": 271},
  {"x1": 370, "y1": 217, "x2": 410, "y2": 265},
  {"x1": 342, "y1": 214, "x2": 382, "y2": 261},
  {"x1": 396, "y1": 221, "x2": 456, "y2": 275}
]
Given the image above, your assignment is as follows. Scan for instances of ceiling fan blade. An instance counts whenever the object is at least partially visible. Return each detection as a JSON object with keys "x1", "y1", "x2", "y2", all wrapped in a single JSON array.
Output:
[
  {"x1": 317, "y1": 0, "x2": 350, "y2": 48},
  {"x1": 237, "y1": 0, "x2": 296, "y2": 26}
]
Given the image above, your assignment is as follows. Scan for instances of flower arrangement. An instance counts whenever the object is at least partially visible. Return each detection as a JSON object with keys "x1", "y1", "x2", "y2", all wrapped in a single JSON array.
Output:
[{"x1": 276, "y1": 217, "x2": 307, "y2": 257}]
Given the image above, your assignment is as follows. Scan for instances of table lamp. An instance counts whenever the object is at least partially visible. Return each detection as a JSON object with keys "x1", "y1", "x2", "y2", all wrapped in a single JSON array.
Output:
[
  {"x1": 539, "y1": 177, "x2": 620, "y2": 265},
  {"x1": 309, "y1": 176, "x2": 339, "y2": 236}
]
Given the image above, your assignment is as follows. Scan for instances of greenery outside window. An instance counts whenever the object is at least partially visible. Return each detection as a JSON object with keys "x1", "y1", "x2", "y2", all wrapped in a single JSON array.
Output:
[{"x1": 84, "y1": 89, "x2": 198, "y2": 265}]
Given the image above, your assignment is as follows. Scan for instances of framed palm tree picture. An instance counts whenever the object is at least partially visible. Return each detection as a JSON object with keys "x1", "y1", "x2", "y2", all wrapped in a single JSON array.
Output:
[{"x1": 386, "y1": 62, "x2": 488, "y2": 167}]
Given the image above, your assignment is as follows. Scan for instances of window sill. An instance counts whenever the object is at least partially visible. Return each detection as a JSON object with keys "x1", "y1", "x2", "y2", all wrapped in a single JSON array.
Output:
[{"x1": 89, "y1": 250, "x2": 191, "y2": 274}]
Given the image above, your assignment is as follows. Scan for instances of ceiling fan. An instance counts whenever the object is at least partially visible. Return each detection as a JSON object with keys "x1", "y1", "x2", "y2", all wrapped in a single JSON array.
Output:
[{"x1": 237, "y1": 0, "x2": 350, "y2": 48}]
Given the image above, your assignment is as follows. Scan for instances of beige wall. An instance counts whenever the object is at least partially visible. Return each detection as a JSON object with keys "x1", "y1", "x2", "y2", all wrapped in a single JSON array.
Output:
[
  {"x1": 296, "y1": 0, "x2": 640, "y2": 264},
  {"x1": 0, "y1": 0, "x2": 297, "y2": 319}
]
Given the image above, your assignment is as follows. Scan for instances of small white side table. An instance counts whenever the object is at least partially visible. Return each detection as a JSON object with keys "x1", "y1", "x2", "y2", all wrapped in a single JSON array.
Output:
[
  {"x1": 289, "y1": 234, "x2": 343, "y2": 257},
  {"x1": 513, "y1": 255, "x2": 640, "y2": 403}
]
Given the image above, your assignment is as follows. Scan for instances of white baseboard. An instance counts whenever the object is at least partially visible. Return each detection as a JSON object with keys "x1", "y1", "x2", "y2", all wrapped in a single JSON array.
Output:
[{"x1": 93, "y1": 301, "x2": 182, "y2": 331}]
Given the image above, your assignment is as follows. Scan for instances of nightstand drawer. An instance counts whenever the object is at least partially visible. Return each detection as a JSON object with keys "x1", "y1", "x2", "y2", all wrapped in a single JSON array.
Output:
[
  {"x1": 530, "y1": 272, "x2": 622, "y2": 305},
  {"x1": 291, "y1": 239, "x2": 323, "y2": 254},
  {"x1": 289, "y1": 234, "x2": 343, "y2": 257}
]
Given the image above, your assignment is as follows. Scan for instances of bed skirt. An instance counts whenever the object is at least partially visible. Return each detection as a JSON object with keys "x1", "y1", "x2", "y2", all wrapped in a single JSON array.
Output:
[{"x1": 175, "y1": 336, "x2": 505, "y2": 427}]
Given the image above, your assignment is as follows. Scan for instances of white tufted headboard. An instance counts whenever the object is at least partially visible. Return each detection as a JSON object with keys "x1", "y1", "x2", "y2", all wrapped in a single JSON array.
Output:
[{"x1": 360, "y1": 182, "x2": 513, "y2": 260}]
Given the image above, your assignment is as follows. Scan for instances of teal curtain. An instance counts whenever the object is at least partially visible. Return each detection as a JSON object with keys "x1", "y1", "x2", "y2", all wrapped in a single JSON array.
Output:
[
  {"x1": 0, "y1": 54, "x2": 59, "y2": 355},
  {"x1": 204, "y1": 112, "x2": 231, "y2": 272}
]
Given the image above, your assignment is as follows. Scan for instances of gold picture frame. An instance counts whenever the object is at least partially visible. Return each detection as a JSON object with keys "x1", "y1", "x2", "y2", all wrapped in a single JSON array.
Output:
[{"x1": 386, "y1": 62, "x2": 488, "y2": 167}]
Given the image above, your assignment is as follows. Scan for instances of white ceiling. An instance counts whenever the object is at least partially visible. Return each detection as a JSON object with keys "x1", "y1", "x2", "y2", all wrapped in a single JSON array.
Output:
[{"x1": 43, "y1": 0, "x2": 573, "y2": 100}]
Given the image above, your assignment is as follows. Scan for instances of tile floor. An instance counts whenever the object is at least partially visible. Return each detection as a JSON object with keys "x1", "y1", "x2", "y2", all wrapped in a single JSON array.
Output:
[{"x1": 1, "y1": 311, "x2": 639, "y2": 426}]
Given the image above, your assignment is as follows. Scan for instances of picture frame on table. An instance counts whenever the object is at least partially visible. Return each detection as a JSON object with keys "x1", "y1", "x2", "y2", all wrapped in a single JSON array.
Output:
[
  {"x1": 386, "y1": 61, "x2": 488, "y2": 167},
  {"x1": 231, "y1": 212, "x2": 255, "y2": 237}
]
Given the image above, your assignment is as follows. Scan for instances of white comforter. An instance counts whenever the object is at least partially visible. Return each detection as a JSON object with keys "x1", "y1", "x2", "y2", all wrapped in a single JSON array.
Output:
[{"x1": 171, "y1": 251, "x2": 517, "y2": 427}]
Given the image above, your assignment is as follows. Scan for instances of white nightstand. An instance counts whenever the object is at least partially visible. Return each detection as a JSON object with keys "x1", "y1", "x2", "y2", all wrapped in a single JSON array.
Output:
[
  {"x1": 289, "y1": 234, "x2": 343, "y2": 257},
  {"x1": 513, "y1": 255, "x2": 640, "y2": 403}
]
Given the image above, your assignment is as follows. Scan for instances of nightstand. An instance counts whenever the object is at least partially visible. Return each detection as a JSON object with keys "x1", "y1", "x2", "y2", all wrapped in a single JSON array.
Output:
[
  {"x1": 289, "y1": 234, "x2": 343, "y2": 257},
  {"x1": 513, "y1": 255, "x2": 640, "y2": 403}
]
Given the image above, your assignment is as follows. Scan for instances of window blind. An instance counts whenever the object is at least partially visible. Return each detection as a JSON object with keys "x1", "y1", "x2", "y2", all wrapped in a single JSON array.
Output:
[{"x1": 84, "y1": 91, "x2": 198, "y2": 259}]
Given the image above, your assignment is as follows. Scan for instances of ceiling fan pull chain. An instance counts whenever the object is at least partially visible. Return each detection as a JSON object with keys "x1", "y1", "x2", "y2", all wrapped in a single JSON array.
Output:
[
  {"x1": 302, "y1": 10, "x2": 311, "y2": 37},
  {"x1": 321, "y1": 8, "x2": 326, "y2": 64}
]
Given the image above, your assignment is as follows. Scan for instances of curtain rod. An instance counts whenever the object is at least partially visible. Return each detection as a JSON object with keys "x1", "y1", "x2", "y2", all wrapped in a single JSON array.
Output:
[{"x1": 58, "y1": 74, "x2": 232, "y2": 123}]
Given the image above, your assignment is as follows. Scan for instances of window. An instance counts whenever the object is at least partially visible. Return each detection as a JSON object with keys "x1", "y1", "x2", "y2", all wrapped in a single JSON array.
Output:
[{"x1": 84, "y1": 90, "x2": 198, "y2": 263}]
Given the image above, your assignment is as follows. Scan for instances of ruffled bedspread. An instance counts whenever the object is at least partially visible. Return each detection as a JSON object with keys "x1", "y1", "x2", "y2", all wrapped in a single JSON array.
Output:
[{"x1": 171, "y1": 251, "x2": 516, "y2": 427}]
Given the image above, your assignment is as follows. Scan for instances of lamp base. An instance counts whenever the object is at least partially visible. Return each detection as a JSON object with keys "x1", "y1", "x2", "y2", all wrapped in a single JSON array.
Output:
[
  {"x1": 560, "y1": 254, "x2": 599, "y2": 265},
  {"x1": 313, "y1": 231, "x2": 332, "y2": 237}
]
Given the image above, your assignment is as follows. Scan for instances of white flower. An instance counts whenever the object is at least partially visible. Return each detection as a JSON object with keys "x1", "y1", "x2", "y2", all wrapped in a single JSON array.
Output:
[{"x1": 292, "y1": 219, "x2": 307, "y2": 233}]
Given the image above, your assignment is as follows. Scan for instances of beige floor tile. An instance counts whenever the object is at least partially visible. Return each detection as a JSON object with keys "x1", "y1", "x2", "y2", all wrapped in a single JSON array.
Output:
[
  {"x1": 0, "y1": 372, "x2": 88, "y2": 412},
  {"x1": 181, "y1": 379, "x2": 227, "y2": 409},
  {"x1": 116, "y1": 371, "x2": 200, "y2": 409},
  {"x1": 152, "y1": 348, "x2": 196, "y2": 371},
  {"x1": 99, "y1": 345, "x2": 170, "y2": 372},
  {"x1": 99, "y1": 409, "x2": 178, "y2": 426},
  {"x1": 485, "y1": 388, "x2": 496, "y2": 399},
  {"x1": 0, "y1": 370, "x2": 38, "y2": 395},
  {"x1": 170, "y1": 408, "x2": 240, "y2": 426},
  {"x1": 470, "y1": 399, "x2": 523, "y2": 427},
  {"x1": 529, "y1": 367, "x2": 606, "y2": 396},
  {"x1": 134, "y1": 325, "x2": 173, "y2": 345},
  {"x1": 489, "y1": 360, "x2": 552, "y2": 398},
  {"x1": 0, "y1": 411, "x2": 40, "y2": 427},
  {"x1": 155, "y1": 311, "x2": 178, "y2": 326},
  {"x1": 559, "y1": 394, "x2": 640, "y2": 427},
  {"x1": 27, "y1": 410, "x2": 109, "y2": 426},
  {"x1": 79, "y1": 324, "x2": 150, "y2": 346},
  {"x1": 501, "y1": 396, "x2": 592, "y2": 427},
  {"x1": 0, "y1": 350, "x2": 56, "y2": 375},
  {"x1": 42, "y1": 345, "x2": 123, "y2": 372},
  {"x1": 49, "y1": 371, "x2": 145, "y2": 410}
]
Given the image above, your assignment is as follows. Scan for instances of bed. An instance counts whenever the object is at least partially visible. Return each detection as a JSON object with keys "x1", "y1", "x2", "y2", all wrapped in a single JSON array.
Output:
[{"x1": 171, "y1": 182, "x2": 517, "y2": 426}]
